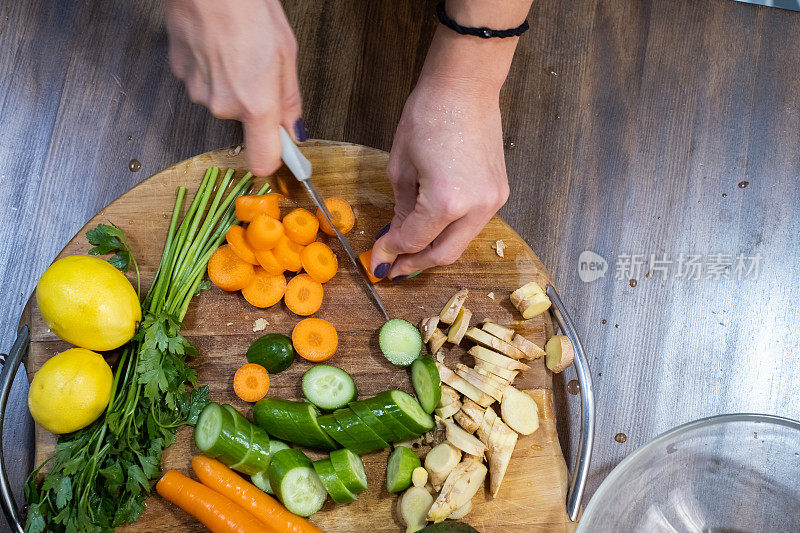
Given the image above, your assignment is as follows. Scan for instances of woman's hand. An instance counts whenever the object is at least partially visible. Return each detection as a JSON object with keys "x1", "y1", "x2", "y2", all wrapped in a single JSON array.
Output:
[
  {"x1": 166, "y1": 0, "x2": 305, "y2": 176},
  {"x1": 370, "y1": 76, "x2": 509, "y2": 280}
]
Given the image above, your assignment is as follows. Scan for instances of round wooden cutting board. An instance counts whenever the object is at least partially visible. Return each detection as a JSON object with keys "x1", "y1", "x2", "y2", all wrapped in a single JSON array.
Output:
[{"x1": 24, "y1": 141, "x2": 573, "y2": 532}]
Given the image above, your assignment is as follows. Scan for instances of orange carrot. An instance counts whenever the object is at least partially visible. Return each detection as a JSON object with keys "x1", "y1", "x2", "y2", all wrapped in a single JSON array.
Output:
[
  {"x1": 241, "y1": 268, "x2": 286, "y2": 308},
  {"x1": 233, "y1": 363, "x2": 270, "y2": 402},
  {"x1": 292, "y1": 318, "x2": 338, "y2": 362},
  {"x1": 282, "y1": 208, "x2": 319, "y2": 245},
  {"x1": 226, "y1": 225, "x2": 259, "y2": 265},
  {"x1": 316, "y1": 197, "x2": 355, "y2": 236},
  {"x1": 246, "y1": 214, "x2": 285, "y2": 250},
  {"x1": 156, "y1": 469, "x2": 265, "y2": 533},
  {"x1": 358, "y1": 249, "x2": 382, "y2": 283},
  {"x1": 300, "y1": 242, "x2": 338, "y2": 283},
  {"x1": 254, "y1": 249, "x2": 286, "y2": 275},
  {"x1": 208, "y1": 245, "x2": 256, "y2": 291},
  {"x1": 273, "y1": 236, "x2": 304, "y2": 272},
  {"x1": 235, "y1": 193, "x2": 283, "y2": 222},
  {"x1": 284, "y1": 274, "x2": 324, "y2": 316},
  {"x1": 192, "y1": 456, "x2": 323, "y2": 533}
]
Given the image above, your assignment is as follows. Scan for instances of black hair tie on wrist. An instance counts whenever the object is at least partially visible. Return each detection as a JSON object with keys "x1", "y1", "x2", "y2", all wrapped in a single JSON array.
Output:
[{"x1": 436, "y1": 0, "x2": 530, "y2": 39}]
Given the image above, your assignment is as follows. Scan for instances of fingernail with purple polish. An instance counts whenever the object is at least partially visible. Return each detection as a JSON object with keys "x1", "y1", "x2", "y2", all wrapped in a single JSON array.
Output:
[
  {"x1": 374, "y1": 262, "x2": 391, "y2": 279},
  {"x1": 294, "y1": 118, "x2": 307, "y2": 142},
  {"x1": 375, "y1": 223, "x2": 391, "y2": 240}
]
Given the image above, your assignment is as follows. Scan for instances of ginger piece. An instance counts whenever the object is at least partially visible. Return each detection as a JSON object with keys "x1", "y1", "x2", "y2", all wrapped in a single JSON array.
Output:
[
  {"x1": 500, "y1": 385, "x2": 540, "y2": 435},
  {"x1": 545, "y1": 335, "x2": 575, "y2": 373},
  {"x1": 437, "y1": 385, "x2": 460, "y2": 408},
  {"x1": 468, "y1": 345, "x2": 530, "y2": 371},
  {"x1": 460, "y1": 399, "x2": 486, "y2": 429},
  {"x1": 486, "y1": 415, "x2": 518, "y2": 497},
  {"x1": 446, "y1": 307, "x2": 472, "y2": 344},
  {"x1": 464, "y1": 328, "x2": 527, "y2": 360},
  {"x1": 492, "y1": 239, "x2": 506, "y2": 258},
  {"x1": 424, "y1": 442, "x2": 462, "y2": 490},
  {"x1": 481, "y1": 320, "x2": 514, "y2": 343},
  {"x1": 439, "y1": 289, "x2": 468, "y2": 325},
  {"x1": 436, "y1": 363, "x2": 494, "y2": 408},
  {"x1": 510, "y1": 281, "x2": 551, "y2": 319},
  {"x1": 447, "y1": 498, "x2": 473, "y2": 520},
  {"x1": 453, "y1": 410, "x2": 479, "y2": 433},
  {"x1": 412, "y1": 467, "x2": 429, "y2": 488},
  {"x1": 455, "y1": 364, "x2": 505, "y2": 402},
  {"x1": 419, "y1": 316, "x2": 440, "y2": 343},
  {"x1": 427, "y1": 460, "x2": 487, "y2": 523},
  {"x1": 474, "y1": 361, "x2": 519, "y2": 382},
  {"x1": 511, "y1": 333, "x2": 546, "y2": 360},
  {"x1": 428, "y1": 329, "x2": 447, "y2": 355},
  {"x1": 398, "y1": 486, "x2": 434, "y2": 533},
  {"x1": 440, "y1": 416, "x2": 487, "y2": 458},
  {"x1": 434, "y1": 398, "x2": 462, "y2": 419}
]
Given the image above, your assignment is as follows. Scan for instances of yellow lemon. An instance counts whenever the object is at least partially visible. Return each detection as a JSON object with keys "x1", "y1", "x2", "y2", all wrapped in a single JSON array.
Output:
[
  {"x1": 36, "y1": 255, "x2": 141, "y2": 351},
  {"x1": 28, "y1": 348, "x2": 113, "y2": 434}
]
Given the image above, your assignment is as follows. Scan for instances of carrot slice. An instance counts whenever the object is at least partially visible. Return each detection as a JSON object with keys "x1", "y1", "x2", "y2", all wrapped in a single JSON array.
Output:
[
  {"x1": 283, "y1": 208, "x2": 319, "y2": 245},
  {"x1": 208, "y1": 245, "x2": 256, "y2": 291},
  {"x1": 292, "y1": 318, "x2": 338, "y2": 362},
  {"x1": 246, "y1": 214, "x2": 285, "y2": 250},
  {"x1": 241, "y1": 268, "x2": 286, "y2": 308},
  {"x1": 316, "y1": 197, "x2": 355, "y2": 236},
  {"x1": 235, "y1": 193, "x2": 283, "y2": 222},
  {"x1": 226, "y1": 225, "x2": 259, "y2": 265},
  {"x1": 273, "y1": 236, "x2": 304, "y2": 272},
  {"x1": 358, "y1": 249, "x2": 382, "y2": 283},
  {"x1": 284, "y1": 274, "x2": 324, "y2": 316},
  {"x1": 254, "y1": 249, "x2": 285, "y2": 275},
  {"x1": 233, "y1": 363, "x2": 270, "y2": 402},
  {"x1": 156, "y1": 469, "x2": 265, "y2": 533},
  {"x1": 192, "y1": 456, "x2": 323, "y2": 533},
  {"x1": 300, "y1": 242, "x2": 338, "y2": 284}
]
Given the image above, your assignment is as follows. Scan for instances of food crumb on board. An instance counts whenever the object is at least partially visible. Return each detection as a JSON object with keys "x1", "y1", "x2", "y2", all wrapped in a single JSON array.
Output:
[
  {"x1": 252, "y1": 318, "x2": 269, "y2": 332},
  {"x1": 226, "y1": 322, "x2": 233, "y2": 327},
  {"x1": 492, "y1": 239, "x2": 506, "y2": 258},
  {"x1": 487, "y1": 291, "x2": 495, "y2": 300},
  {"x1": 228, "y1": 145, "x2": 243, "y2": 156}
]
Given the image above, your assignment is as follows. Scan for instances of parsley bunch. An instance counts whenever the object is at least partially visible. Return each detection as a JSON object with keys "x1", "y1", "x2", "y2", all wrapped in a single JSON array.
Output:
[{"x1": 25, "y1": 167, "x2": 264, "y2": 532}]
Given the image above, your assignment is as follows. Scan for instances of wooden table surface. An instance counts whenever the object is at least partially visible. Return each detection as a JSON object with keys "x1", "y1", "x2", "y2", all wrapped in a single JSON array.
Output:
[{"x1": 1, "y1": 0, "x2": 799, "y2": 524}]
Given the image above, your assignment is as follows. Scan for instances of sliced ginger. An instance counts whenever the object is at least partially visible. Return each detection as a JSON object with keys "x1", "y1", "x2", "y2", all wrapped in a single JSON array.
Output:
[
  {"x1": 545, "y1": 335, "x2": 575, "y2": 373},
  {"x1": 510, "y1": 281, "x2": 552, "y2": 319}
]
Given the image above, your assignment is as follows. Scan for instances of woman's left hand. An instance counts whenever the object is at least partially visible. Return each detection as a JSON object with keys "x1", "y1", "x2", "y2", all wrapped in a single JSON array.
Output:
[{"x1": 370, "y1": 76, "x2": 510, "y2": 280}]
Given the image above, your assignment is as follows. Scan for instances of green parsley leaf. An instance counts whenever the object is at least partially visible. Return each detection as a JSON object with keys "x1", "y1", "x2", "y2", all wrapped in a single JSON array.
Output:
[{"x1": 86, "y1": 223, "x2": 132, "y2": 272}]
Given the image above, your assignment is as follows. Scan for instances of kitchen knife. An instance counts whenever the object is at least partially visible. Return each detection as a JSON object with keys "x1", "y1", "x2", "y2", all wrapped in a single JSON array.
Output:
[{"x1": 279, "y1": 127, "x2": 390, "y2": 320}]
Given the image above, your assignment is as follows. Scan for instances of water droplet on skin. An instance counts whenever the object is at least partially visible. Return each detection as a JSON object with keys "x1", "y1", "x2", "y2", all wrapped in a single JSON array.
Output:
[
  {"x1": 738, "y1": 181, "x2": 749, "y2": 188},
  {"x1": 129, "y1": 159, "x2": 141, "y2": 172},
  {"x1": 615, "y1": 433, "x2": 627, "y2": 443},
  {"x1": 629, "y1": 279, "x2": 637, "y2": 287},
  {"x1": 566, "y1": 380, "x2": 580, "y2": 395}
]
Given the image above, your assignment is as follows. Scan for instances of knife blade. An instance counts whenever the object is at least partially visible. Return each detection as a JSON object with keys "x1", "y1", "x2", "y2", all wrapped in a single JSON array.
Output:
[{"x1": 279, "y1": 127, "x2": 390, "y2": 321}]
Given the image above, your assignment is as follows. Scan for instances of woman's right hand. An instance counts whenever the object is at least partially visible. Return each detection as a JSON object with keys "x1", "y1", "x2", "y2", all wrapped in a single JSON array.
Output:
[{"x1": 166, "y1": 0, "x2": 305, "y2": 176}]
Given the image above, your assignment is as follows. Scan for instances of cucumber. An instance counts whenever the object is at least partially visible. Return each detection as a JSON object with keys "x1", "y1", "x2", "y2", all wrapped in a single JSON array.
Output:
[
  {"x1": 250, "y1": 440, "x2": 291, "y2": 494},
  {"x1": 329, "y1": 448, "x2": 368, "y2": 494},
  {"x1": 302, "y1": 365, "x2": 357, "y2": 410},
  {"x1": 411, "y1": 356, "x2": 442, "y2": 414},
  {"x1": 317, "y1": 413, "x2": 360, "y2": 451},
  {"x1": 358, "y1": 398, "x2": 418, "y2": 441},
  {"x1": 379, "y1": 318, "x2": 422, "y2": 366},
  {"x1": 194, "y1": 403, "x2": 250, "y2": 465},
  {"x1": 332, "y1": 408, "x2": 389, "y2": 454},
  {"x1": 375, "y1": 390, "x2": 435, "y2": 434},
  {"x1": 348, "y1": 400, "x2": 399, "y2": 443},
  {"x1": 254, "y1": 398, "x2": 338, "y2": 450},
  {"x1": 267, "y1": 449, "x2": 327, "y2": 517},
  {"x1": 313, "y1": 459, "x2": 357, "y2": 504},
  {"x1": 386, "y1": 446, "x2": 421, "y2": 493}
]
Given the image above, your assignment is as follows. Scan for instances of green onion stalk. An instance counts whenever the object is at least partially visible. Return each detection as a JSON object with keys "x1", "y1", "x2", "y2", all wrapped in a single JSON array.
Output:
[{"x1": 24, "y1": 168, "x2": 266, "y2": 532}]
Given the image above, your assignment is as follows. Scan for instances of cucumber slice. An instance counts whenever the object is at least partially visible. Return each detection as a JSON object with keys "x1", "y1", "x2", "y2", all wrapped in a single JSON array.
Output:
[
  {"x1": 411, "y1": 356, "x2": 442, "y2": 414},
  {"x1": 254, "y1": 398, "x2": 338, "y2": 450},
  {"x1": 250, "y1": 440, "x2": 291, "y2": 494},
  {"x1": 268, "y1": 449, "x2": 327, "y2": 517},
  {"x1": 194, "y1": 403, "x2": 250, "y2": 464},
  {"x1": 313, "y1": 459, "x2": 357, "y2": 504},
  {"x1": 329, "y1": 448, "x2": 368, "y2": 494},
  {"x1": 348, "y1": 400, "x2": 399, "y2": 443},
  {"x1": 332, "y1": 408, "x2": 389, "y2": 454},
  {"x1": 359, "y1": 398, "x2": 418, "y2": 441},
  {"x1": 302, "y1": 365, "x2": 357, "y2": 410},
  {"x1": 379, "y1": 318, "x2": 422, "y2": 366},
  {"x1": 375, "y1": 390, "x2": 434, "y2": 435},
  {"x1": 214, "y1": 404, "x2": 272, "y2": 475},
  {"x1": 386, "y1": 446, "x2": 422, "y2": 493},
  {"x1": 317, "y1": 413, "x2": 360, "y2": 450}
]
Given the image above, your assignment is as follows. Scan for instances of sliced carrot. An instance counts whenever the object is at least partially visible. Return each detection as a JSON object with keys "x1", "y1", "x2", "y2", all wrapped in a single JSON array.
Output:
[
  {"x1": 192, "y1": 456, "x2": 323, "y2": 533},
  {"x1": 254, "y1": 249, "x2": 285, "y2": 275},
  {"x1": 208, "y1": 245, "x2": 256, "y2": 291},
  {"x1": 246, "y1": 214, "x2": 285, "y2": 250},
  {"x1": 233, "y1": 363, "x2": 270, "y2": 402},
  {"x1": 316, "y1": 197, "x2": 355, "y2": 236},
  {"x1": 225, "y1": 225, "x2": 259, "y2": 265},
  {"x1": 273, "y1": 236, "x2": 304, "y2": 272},
  {"x1": 235, "y1": 193, "x2": 283, "y2": 222},
  {"x1": 292, "y1": 318, "x2": 338, "y2": 362},
  {"x1": 284, "y1": 274, "x2": 324, "y2": 316},
  {"x1": 156, "y1": 469, "x2": 265, "y2": 533},
  {"x1": 358, "y1": 248, "x2": 382, "y2": 283},
  {"x1": 241, "y1": 268, "x2": 286, "y2": 308},
  {"x1": 300, "y1": 242, "x2": 338, "y2": 283},
  {"x1": 283, "y1": 208, "x2": 319, "y2": 245}
]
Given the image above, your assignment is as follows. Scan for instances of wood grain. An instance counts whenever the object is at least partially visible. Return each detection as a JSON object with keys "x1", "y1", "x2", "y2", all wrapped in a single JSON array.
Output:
[{"x1": 25, "y1": 143, "x2": 570, "y2": 531}]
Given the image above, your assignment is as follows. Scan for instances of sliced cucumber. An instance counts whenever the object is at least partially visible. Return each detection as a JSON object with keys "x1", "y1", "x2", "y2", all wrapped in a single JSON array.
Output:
[
  {"x1": 267, "y1": 449, "x2": 327, "y2": 517},
  {"x1": 386, "y1": 446, "x2": 422, "y2": 493},
  {"x1": 254, "y1": 398, "x2": 338, "y2": 450},
  {"x1": 348, "y1": 400, "x2": 399, "y2": 443},
  {"x1": 359, "y1": 398, "x2": 418, "y2": 441},
  {"x1": 302, "y1": 365, "x2": 357, "y2": 410},
  {"x1": 317, "y1": 413, "x2": 360, "y2": 450},
  {"x1": 411, "y1": 356, "x2": 442, "y2": 414},
  {"x1": 329, "y1": 448, "x2": 368, "y2": 494},
  {"x1": 250, "y1": 440, "x2": 291, "y2": 494},
  {"x1": 379, "y1": 318, "x2": 422, "y2": 366},
  {"x1": 194, "y1": 403, "x2": 250, "y2": 465},
  {"x1": 313, "y1": 459, "x2": 357, "y2": 504},
  {"x1": 332, "y1": 408, "x2": 389, "y2": 454},
  {"x1": 375, "y1": 390, "x2": 434, "y2": 434}
]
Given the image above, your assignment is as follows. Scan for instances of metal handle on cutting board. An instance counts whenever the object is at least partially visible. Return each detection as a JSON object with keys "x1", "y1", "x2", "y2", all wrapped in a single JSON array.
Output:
[
  {"x1": 0, "y1": 325, "x2": 29, "y2": 533},
  {"x1": 546, "y1": 285, "x2": 595, "y2": 522}
]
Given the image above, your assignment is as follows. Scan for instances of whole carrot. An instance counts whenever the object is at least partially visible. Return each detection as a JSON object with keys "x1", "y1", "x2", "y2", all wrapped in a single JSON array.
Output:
[
  {"x1": 156, "y1": 469, "x2": 265, "y2": 533},
  {"x1": 192, "y1": 456, "x2": 324, "y2": 533}
]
